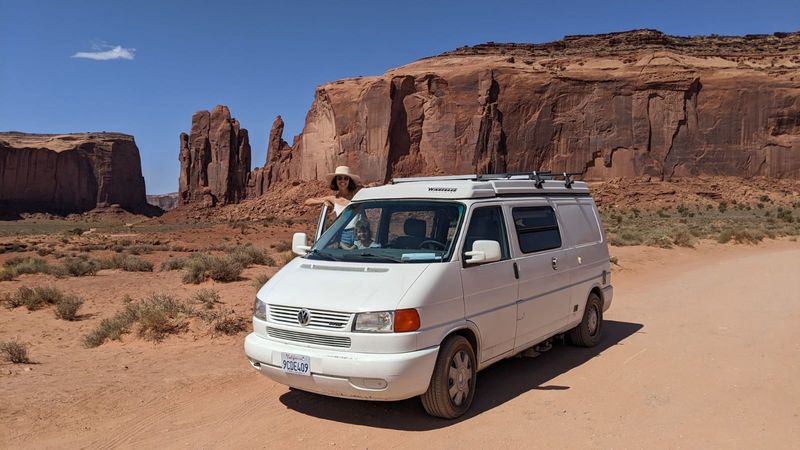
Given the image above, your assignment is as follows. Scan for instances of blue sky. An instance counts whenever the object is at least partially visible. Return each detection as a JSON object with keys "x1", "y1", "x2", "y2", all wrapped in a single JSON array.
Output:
[{"x1": 1, "y1": 0, "x2": 798, "y2": 194}]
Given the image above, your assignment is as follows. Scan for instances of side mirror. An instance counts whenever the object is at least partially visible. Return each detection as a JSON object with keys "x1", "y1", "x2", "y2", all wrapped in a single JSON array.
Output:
[
  {"x1": 465, "y1": 240, "x2": 502, "y2": 264},
  {"x1": 292, "y1": 232, "x2": 311, "y2": 256}
]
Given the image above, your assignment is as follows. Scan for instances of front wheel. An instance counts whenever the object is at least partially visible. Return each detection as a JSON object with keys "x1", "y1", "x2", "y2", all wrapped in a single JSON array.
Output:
[
  {"x1": 420, "y1": 335, "x2": 476, "y2": 419},
  {"x1": 569, "y1": 292, "x2": 603, "y2": 347}
]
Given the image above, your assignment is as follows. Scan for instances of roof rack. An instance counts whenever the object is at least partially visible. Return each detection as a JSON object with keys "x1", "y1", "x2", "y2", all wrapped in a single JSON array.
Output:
[{"x1": 392, "y1": 171, "x2": 584, "y2": 188}]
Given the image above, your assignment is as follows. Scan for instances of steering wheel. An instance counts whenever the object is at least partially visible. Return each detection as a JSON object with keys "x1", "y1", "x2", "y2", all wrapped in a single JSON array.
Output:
[{"x1": 419, "y1": 239, "x2": 446, "y2": 250}]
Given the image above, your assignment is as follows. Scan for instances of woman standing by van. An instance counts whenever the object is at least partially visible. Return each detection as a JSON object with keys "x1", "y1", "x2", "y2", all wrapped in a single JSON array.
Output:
[
  {"x1": 305, "y1": 166, "x2": 361, "y2": 247},
  {"x1": 304, "y1": 165, "x2": 361, "y2": 215}
]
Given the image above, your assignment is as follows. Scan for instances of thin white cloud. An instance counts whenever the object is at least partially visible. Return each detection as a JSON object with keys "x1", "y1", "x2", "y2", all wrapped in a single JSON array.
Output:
[{"x1": 72, "y1": 44, "x2": 135, "y2": 61}]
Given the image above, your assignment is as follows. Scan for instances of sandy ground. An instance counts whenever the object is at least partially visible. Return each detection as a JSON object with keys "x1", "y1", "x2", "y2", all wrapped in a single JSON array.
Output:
[{"x1": 2, "y1": 238, "x2": 800, "y2": 449}]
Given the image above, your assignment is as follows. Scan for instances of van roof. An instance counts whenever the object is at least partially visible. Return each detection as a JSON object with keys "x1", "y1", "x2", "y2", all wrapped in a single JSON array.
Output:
[{"x1": 352, "y1": 173, "x2": 591, "y2": 201}]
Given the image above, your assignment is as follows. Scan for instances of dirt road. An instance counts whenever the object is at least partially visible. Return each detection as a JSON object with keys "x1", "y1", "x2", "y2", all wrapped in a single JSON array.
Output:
[{"x1": 2, "y1": 241, "x2": 800, "y2": 449}]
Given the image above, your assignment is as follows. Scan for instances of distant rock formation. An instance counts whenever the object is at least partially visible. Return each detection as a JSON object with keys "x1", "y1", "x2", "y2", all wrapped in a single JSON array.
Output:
[
  {"x1": 264, "y1": 29, "x2": 800, "y2": 184},
  {"x1": 179, "y1": 105, "x2": 251, "y2": 206},
  {"x1": 146, "y1": 192, "x2": 180, "y2": 211},
  {"x1": 0, "y1": 132, "x2": 150, "y2": 214},
  {"x1": 248, "y1": 116, "x2": 293, "y2": 197}
]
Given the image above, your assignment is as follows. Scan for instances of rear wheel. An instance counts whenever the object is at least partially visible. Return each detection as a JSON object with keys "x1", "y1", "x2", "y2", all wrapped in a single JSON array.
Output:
[
  {"x1": 569, "y1": 292, "x2": 603, "y2": 347},
  {"x1": 420, "y1": 335, "x2": 476, "y2": 419}
]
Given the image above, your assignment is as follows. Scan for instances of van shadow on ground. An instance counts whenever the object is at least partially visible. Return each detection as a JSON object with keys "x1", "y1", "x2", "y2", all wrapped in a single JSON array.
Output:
[{"x1": 279, "y1": 320, "x2": 643, "y2": 430}]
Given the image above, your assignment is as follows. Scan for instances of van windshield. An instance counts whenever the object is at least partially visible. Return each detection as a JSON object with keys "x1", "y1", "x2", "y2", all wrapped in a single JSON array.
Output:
[{"x1": 307, "y1": 200, "x2": 465, "y2": 263}]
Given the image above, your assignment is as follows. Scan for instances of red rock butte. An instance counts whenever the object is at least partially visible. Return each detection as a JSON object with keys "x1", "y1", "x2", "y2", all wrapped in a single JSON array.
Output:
[
  {"x1": 0, "y1": 132, "x2": 149, "y2": 214},
  {"x1": 181, "y1": 30, "x2": 800, "y2": 206}
]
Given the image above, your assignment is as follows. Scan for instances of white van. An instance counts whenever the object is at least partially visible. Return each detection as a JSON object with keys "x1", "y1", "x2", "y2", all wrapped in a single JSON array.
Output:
[{"x1": 245, "y1": 173, "x2": 613, "y2": 418}]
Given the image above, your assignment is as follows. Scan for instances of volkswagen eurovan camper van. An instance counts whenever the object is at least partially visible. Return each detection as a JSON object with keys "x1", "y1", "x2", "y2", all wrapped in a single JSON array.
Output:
[{"x1": 245, "y1": 173, "x2": 613, "y2": 418}]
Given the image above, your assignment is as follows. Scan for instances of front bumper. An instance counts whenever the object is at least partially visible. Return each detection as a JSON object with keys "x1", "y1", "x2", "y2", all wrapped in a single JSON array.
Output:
[{"x1": 244, "y1": 333, "x2": 439, "y2": 401}]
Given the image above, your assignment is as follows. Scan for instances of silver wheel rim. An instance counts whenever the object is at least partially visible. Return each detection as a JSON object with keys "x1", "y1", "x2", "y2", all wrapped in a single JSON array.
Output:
[
  {"x1": 447, "y1": 349, "x2": 472, "y2": 406},
  {"x1": 587, "y1": 305, "x2": 599, "y2": 336}
]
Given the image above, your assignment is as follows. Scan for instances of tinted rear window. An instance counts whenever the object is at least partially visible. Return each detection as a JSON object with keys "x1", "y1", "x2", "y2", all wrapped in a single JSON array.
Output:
[{"x1": 512, "y1": 206, "x2": 562, "y2": 253}]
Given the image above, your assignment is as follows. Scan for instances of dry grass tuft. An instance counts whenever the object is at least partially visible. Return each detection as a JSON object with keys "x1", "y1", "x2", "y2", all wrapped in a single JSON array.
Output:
[
  {"x1": 0, "y1": 340, "x2": 30, "y2": 364},
  {"x1": 83, "y1": 293, "x2": 194, "y2": 348}
]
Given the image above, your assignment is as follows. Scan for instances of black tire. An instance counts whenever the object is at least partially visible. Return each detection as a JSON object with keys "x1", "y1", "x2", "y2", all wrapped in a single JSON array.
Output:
[
  {"x1": 420, "y1": 335, "x2": 476, "y2": 419},
  {"x1": 568, "y1": 292, "x2": 603, "y2": 347}
]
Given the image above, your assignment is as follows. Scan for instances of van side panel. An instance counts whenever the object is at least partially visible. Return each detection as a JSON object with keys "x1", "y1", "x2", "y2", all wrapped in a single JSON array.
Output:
[{"x1": 554, "y1": 198, "x2": 611, "y2": 327}]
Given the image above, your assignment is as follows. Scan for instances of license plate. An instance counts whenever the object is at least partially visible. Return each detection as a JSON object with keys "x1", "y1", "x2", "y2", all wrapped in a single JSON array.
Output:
[{"x1": 281, "y1": 352, "x2": 311, "y2": 376}]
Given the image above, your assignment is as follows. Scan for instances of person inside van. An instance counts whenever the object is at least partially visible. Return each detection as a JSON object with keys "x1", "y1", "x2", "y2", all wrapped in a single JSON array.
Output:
[
  {"x1": 305, "y1": 166, "x2": 361, "y2": 247},
  {"x1": 353, "y1": 220, "x2": 380, "y2": 249}
]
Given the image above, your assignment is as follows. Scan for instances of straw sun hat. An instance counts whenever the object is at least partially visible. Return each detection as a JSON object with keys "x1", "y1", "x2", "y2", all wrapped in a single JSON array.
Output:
[{"x1": 326, "y1": 166, "x2": 362, "y2": 190}]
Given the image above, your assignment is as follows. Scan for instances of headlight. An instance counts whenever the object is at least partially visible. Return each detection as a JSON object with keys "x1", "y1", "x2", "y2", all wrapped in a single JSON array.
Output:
[
  {"x1": 354, "y1": 309, "x2": 420, "y2": 333},
  {"x1": 253, "y1": 297, "x2": 267, "y2": 321},
  {"x1": 354, "y1": 311, "x2": 393, "y2": 332}
]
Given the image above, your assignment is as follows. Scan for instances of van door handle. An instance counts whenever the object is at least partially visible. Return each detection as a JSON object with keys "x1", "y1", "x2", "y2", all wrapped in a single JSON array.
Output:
[
  {"x1": 512, "y1": 262, "x2": 519, "y2": 279},
  {"x1": 551, "y1": 257, "x2": 558, "y2": 270}
]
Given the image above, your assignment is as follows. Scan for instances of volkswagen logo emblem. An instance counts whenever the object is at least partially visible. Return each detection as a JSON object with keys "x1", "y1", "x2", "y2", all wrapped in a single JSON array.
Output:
[{"x1": 297, "y1": 309, "x2": 311, "y2": 326}]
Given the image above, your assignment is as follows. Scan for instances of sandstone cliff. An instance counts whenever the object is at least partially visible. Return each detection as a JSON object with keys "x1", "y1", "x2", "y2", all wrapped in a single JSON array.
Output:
[
  {"x1": 0, "y1": 132, "x2": 149, "y2": 214},
  {"x1": 179, "y1": 105, "x2": 251, "y2": 206},
  {"x1": 266, "y1": 29, "x2": 800, "y2": 184}
]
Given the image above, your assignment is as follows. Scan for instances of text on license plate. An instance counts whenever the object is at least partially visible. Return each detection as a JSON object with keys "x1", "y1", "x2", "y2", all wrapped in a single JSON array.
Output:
[{"x1": 281, "y1": 352, "x2": 311, "y2": 376}]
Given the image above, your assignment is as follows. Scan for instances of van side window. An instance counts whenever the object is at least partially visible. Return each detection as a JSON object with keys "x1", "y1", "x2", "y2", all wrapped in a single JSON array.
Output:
[
  {"x1": 512, "y1": 206, "x2": 562, "y2": 253},
  {"x1": 463, "y1": 206, "x2": 510, "y2": 260}
]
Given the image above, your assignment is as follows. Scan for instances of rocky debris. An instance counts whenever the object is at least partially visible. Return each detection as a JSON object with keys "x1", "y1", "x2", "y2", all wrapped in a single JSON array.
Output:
[
  {"x1": 179, "y1": 105, "x2": 251, "y2": 207},
  {"x1": 0, "y1": 132, "x2": 151, "y2": 215},
  {"x1": 264, "y1": 30, "x2": 800, "y2": 186},
  {"x1": 146, "y1": 192, "x2": 180, "y2": 211}
]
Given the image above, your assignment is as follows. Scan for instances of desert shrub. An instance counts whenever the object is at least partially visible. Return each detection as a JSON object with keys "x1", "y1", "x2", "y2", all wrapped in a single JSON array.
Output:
[
  {"x1": 134, "y1": 294, "x2": 193, "y2": 341},
  {"x1": 36, "y1": 247, "x2": 53, "y2": 256},
  {"x1": 609, "y1": 256, "x2": 619, "y2": 265},
  {"x1": 182, "y1": 255, "x2": 210, "y2": 284},
  {"x1": 671, "y1": 229, "x2": 696, "y2": 248},
  {"x1": 83, "y1": 312, "x2": 137, "y2": 348},
  {"x1": 656, "y1": 209, "x2": 670, "y2": 218},
  {"x1": 5, "y1": 285, "x2": 65, "y2": 311},
  {"x1": 0, "y1": 267, "x2": 15, "y2": 281},
  {"x1": 160, "y1": 257, "x2": 186, "y2": 271},
  {"x1": 646, "y1": 235, "x2": 673, "y2": 249},
  {"x1": 717, "y1": 229, "x2": 733, "y2": 244},
  {"x1": 192, "y1": 289, "x2": 220, "y2": 309},
  {"x1": 55, "y1": 295, "x2": 84, "y2": 321},
  {"x1": 252, "y1": 273, "x2": 270, "y2": 290},
  {"x1": 731, "y1": 229, "x2": 765, "y2": 244},
  {"x1": 182, "y1": 254, "x2": 242, "y2": 284},
  {"x1": 777, "y1": 209, "x2": 795, "y2": 223},
  {"x1": 273, "y1": 240, "x2": 292, "y2": 252},
  {"x1": 213, "y1": 314, "x2": 249, "y2": 335},
  {"x1": 98, "y1": 254, "x2": 153, "y2": 272},
  {"x1": 718, "y1": 202, "x2": 728, "y2": 213},
  {"x1": 75, "y1": 244, "x2": 107, "y2": 252},
  {"x1": 5, "y1": 256, "x2": 52, "y2": 276},
  {"x1": 228, "y1": 244, "x2": 274, "y2": 267},
  {"x1": 62, "y1": 257, "x2": 97, "y2": 276},
  {"x1": 759, "y1": 194, "x2": 771, "y2": 203},
  {"x1": 207, "y1": 257, "x2": 243, "y2": 282},
  {"x1": 83, "y1": 294, "x2": 194, "y2": 347},
  {"x1": 0, "y1": 340, "x2": 30, "y2": 363}
]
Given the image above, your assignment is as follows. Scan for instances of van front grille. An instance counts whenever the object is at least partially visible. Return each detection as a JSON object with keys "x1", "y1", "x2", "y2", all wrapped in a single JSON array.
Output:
[
  {"x1": 266, "y1": 327, "x2": 351, "y2": 348},
  {"x1": 268, "y1": 304, "x2": 352, "y2": 329}
]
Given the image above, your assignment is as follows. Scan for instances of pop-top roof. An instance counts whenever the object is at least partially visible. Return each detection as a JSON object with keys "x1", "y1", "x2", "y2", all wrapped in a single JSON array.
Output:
[{"x1": 352, "y1": 173, "x2": 590, "y2": 201}]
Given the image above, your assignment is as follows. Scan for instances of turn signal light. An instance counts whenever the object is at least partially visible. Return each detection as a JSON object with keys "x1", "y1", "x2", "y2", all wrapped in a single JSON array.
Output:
[{"x1": 394, "y1": 309, "x2": 420, "y2": 332}]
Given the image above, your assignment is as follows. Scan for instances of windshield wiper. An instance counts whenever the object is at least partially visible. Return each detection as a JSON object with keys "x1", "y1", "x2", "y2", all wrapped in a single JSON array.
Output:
[
  {"x1": 306, "y1": 249, "x2": 338, "y2": 261},
  {"x1": 343, "y1": 252, "x2": 403, "y2": 263}
]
